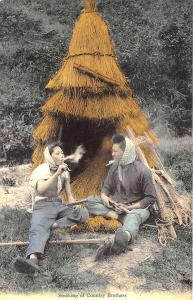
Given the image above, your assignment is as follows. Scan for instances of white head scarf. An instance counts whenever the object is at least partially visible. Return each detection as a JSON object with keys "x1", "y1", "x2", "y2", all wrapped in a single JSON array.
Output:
[
  {"x1": 44, "y1": 146, "x2": 58, "y2": 171},
  {"x1": 44, "y1": 146, "x2": 69, "y2": 192},
  {"x1": 119, "y1": 137, "x2": 136, "y2": 166},
  {"x1": 107, "y1": 137, "x2": 136, "y2": 181}
]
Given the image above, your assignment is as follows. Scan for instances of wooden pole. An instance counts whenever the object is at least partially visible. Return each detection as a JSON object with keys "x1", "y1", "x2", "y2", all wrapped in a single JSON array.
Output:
[
  {"x1": 0, "y1": 238, "x2": 102, "y2": 247},
  {"x1": 74, "y1": 63, "x2": 121, "y2": 86}
]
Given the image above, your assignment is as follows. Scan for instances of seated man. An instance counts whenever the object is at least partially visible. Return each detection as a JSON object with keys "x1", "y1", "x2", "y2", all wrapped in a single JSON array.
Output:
[
  {"x1": 85, "y1": 134, "x2": 157, "y2": 260},
  {"x1": 14, "y1": 142, "x2": 89, "y2": 273}
]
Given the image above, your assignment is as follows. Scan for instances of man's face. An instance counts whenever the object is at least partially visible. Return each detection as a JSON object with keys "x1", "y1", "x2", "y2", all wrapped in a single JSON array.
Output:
[
  {"x1": 51, "y1": 146, "x2": 65, "y2": 165},
  {"x1": 112, "y1": 143, "x2": 124, "y2": 162}
]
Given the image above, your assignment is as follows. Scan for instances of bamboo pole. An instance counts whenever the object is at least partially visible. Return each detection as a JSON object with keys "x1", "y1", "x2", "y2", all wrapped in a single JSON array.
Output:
[
  {"x1": 0, "y1": 238, "x2": 102, "y2": 247},
  {"x1": 73, "y1": 63, "x2": 121, "y2": 86}
]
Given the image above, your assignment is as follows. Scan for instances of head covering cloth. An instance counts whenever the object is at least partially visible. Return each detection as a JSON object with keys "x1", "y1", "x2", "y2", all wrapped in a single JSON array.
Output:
[
  {"x1": 107, "y1": 137, "x2": 136, "y2": 181},
  {"x1": 44, "y1": 146, "x2": 69, "y2": 192}
]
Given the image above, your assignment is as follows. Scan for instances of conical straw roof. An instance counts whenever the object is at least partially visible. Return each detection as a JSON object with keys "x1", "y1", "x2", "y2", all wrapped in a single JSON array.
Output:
[{"x1": 46, "y1": 1, "x2": 129, "y2": 95}]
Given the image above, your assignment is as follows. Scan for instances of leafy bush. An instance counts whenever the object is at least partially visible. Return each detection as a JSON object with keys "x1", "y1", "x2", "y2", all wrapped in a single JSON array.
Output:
[{"x1": 0, "y1": 116, "x2": 34, "y2": 163}]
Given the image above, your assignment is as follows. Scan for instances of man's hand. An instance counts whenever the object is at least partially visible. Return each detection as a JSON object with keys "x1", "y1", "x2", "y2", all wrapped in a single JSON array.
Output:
[
  {"x1": 68, "y1": 198, "x2": 81, "y2": 211},
  {"x1": 101, "y1": 193, "x2": 112, "y2": 208},
  {"x1": 114, "y1": 203, "x2": 125, "y2": 214},
  {"x1": 67, "y1": 197, "x2": 80, "y2": 211},
  {"x1": 56, "y1": 164, "x2": 68, "y2": 176},
  {"x1": 114, "y1": 203, "x2": 131, "y2": 214},
  {"x1": 127, "y1": 202, "x2": 142, "y2": 209},
  {"x1": 105, "y1": 200, "x2": 132, "y2": 214}
]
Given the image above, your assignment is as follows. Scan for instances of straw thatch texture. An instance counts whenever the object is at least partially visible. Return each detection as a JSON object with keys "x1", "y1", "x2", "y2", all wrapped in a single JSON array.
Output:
[
  {"x1": 54, "y1": 216, "x2": 121, "y2": 234},
  {"x1": 42, "y1": 92, "x2": 137, "y2": 120},
  {"x1": 32, "y1": 144, "x2": 47, "y2": 170},
  {"x1": 84, "y1": 0, "x2": 97, "y2": 12},
  {"x1": 68, "y1": 11, "x2": 115, "y2": 56},
  {"x1": 46, "y1": 9, "x2": 130, "y2": 96},
  {"x1": 46, "y1": 55, "x2": 129, "y2": 95},
  {"x1": 116, "y1": 113, "x2": 149, "y2": 135},
  {"x1": 73, "y1": 63, "x2": 122, "y2": 86},
  {"x1": 33, "y1": 114, "x2": 62, "y2": 144},
  {"x1": 65, "y1": 216, "x2": 121, "y2": 233}
]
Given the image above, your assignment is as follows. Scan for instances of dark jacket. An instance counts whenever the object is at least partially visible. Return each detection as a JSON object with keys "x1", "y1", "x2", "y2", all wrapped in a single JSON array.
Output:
[{"x1": 101, "y1": 160, "x2": 157, "y2": 208}]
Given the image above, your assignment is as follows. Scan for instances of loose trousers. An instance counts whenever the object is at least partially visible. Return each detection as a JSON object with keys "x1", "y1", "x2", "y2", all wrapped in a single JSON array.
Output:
[
  {"x1": 84, "y1": 196, "x2": 150, "y2": 239},
  {"x1": 26, "y1": 197, "x2": 89, "y2": 257}
]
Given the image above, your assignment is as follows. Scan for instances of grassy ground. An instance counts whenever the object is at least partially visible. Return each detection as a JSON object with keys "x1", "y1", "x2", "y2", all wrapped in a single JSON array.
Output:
[
  {"x1": 158, "y1": 135, "x2": 192, "y2": 192},
  {"x1": 0, "y1": 206, "x2": 191, "y2": 294}
]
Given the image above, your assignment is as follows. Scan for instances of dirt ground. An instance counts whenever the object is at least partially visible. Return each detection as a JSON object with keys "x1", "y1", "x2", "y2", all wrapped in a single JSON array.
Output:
[{"x1": 0, "y1": 164, "x2": 192, "y2": 295}]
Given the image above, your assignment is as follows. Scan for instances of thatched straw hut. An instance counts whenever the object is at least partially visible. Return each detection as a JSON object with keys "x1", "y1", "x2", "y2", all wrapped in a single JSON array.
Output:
[{"x1": 32, "y1": 0, "x2": 191, "y2": 245}]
